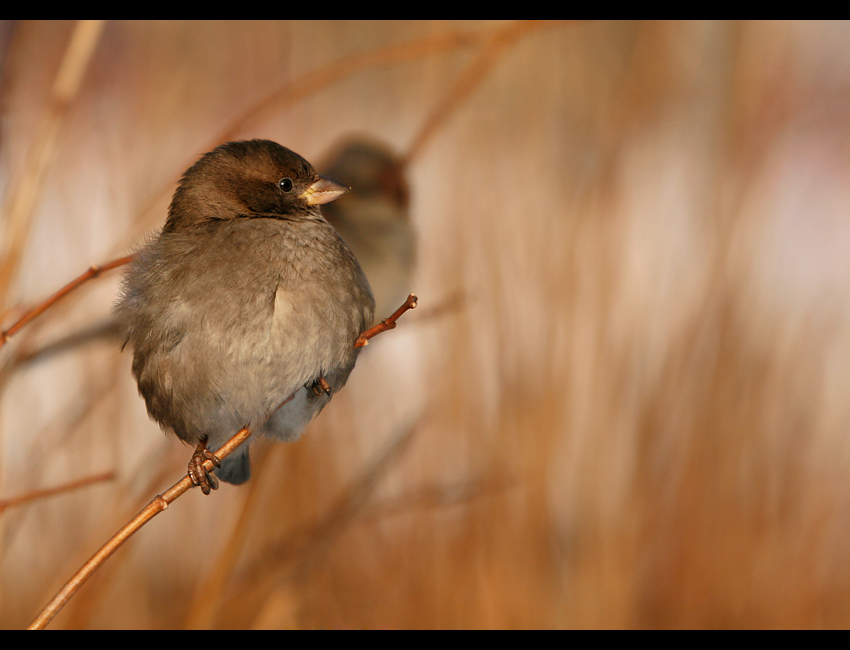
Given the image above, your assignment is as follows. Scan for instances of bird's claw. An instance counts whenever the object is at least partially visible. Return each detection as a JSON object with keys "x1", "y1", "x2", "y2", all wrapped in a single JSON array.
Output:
[{"x1": 188, "y1": 446, "x2": 221, "y2": 495}]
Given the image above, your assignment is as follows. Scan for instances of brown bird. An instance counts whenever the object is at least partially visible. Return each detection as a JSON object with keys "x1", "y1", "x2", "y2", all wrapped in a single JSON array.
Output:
[
  {"x1": 320, "y1": 138, "x2": 414, "y2": 319},
  {"x1": 115, "y1": 140, "x2": 374, "y2": 493}
]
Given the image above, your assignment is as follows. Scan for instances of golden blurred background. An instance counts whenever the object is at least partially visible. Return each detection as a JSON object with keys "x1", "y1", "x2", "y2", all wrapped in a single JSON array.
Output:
[{"x1": 2, "y1": 20, "x2": 850, "y2": 629}]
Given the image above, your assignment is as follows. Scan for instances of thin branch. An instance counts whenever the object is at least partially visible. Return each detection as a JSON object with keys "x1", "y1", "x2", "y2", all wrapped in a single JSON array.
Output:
[
  {"x1": 27, "y1": 426, "x2": 252, "y2": 631},
  {"x1": 0, "y1": 20, "x2": 106, "y2": 308},
  {"x1": 0, "y1": 255, "x2": 132, "y2": 350},
  {"x1": 215, "y1": 26, "x2": 495, "y2": 143},
  {"x1": 0, "y1": 471, "x2": 115, "y2": 515},
  {"x1": 356, "y1": 293, "x2": 418, "y2": 347},
  {"x1": 10, "y1": 318, "x2": 121, "y2": 369},
  {"x1": 27, "y1": 294, "x2": 418, "y2": 630},
  {"x1": 402, "y1": 20, "x2": 560, "y2": 166}
]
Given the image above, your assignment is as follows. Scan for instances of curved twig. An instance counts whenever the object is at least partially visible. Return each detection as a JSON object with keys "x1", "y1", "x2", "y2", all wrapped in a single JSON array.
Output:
[
  {"x1": 356, "y1": 294, "x2": 418, "y2": 347},
  {"x1": 27, "y1": 426, "x2": 252, "y2": 630},
  {"x1": 0, "y1": 471, "x2": 115, "y2": 515},
  {"x1": 0, "y1": 255, "x2": 133, "y2": 350}
]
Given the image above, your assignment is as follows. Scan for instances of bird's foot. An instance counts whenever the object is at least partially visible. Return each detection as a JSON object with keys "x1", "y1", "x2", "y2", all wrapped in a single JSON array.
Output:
[
  {"x1": 188, "y1": 440, "x2": 221, "y2": 495},
  {"x1": 311, "y1": 376, "x2": 332, "y2": 396}
]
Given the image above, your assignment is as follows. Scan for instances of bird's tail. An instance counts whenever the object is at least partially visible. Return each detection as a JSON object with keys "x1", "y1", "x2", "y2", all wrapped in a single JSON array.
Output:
[{"x1": 215, "y1": 449, "x2": 251, "y2": 485}]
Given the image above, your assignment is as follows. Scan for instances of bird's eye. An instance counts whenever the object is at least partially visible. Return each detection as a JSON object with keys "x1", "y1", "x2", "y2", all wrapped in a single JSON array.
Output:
[{"x1": 279, "y1": 178, "x2": 293, "y2": 192}]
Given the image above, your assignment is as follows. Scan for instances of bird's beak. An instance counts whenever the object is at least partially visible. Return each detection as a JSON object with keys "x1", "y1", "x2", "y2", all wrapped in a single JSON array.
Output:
[{"x1": 300, "y1": 176, "x2": 349, "y2": 206}]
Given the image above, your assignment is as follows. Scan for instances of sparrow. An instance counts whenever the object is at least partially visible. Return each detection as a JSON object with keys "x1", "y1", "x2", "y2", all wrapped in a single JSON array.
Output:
[
  {"x1": 114, "y1": 140, "x2": 375, "y2": 493},
  {"x1": 319, "y1": 138, "x2": 414, "y2": 319}
]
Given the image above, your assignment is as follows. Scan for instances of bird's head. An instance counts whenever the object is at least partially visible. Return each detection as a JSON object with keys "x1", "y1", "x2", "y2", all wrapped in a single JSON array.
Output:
[{"x1": 164, "y1": 139, "x2": 348, "y2": 232}]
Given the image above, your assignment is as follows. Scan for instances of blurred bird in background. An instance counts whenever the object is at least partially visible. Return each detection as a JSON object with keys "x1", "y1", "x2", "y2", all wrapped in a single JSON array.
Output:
[{"x1": 319, "y1": 138, "x2": 415, "y2": 320}]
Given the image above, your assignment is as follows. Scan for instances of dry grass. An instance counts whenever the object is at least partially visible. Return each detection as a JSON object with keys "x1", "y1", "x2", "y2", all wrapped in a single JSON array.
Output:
[{"x1": 2, "y1": 19, "x2": 850, "y2": 629}]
